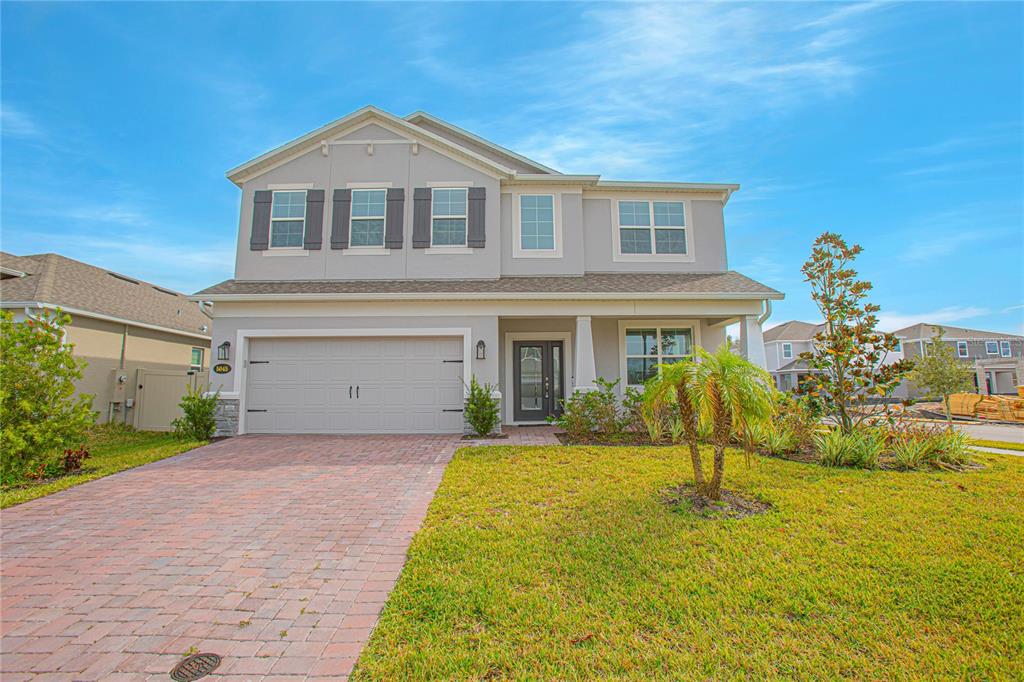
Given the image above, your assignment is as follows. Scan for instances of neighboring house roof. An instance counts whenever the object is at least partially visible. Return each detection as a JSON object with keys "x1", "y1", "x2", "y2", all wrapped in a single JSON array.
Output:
[
  {"x1": 0, "y1": 252, "x2": 211, "y2": 339},
  {"x1": 893, "y1": 323, "x2": 1023, "y2": 342},
  {"x1": 763, "y1": 320, "x2": 823, "y2": 342},
  {"x1": 193, "y1": 271, "x2": 783, "y2": 301},
  {"x1": 224, "y1": 105, "x2": 740, "y2": 202},
  {"x1": 775, "y1": 359, "x2": 821, "y2": 373}
]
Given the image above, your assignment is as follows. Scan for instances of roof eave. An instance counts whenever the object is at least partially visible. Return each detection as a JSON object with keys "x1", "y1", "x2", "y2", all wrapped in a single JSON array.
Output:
[{"x1": 190, "y1": 291, "x2": 784, "y2": 303}]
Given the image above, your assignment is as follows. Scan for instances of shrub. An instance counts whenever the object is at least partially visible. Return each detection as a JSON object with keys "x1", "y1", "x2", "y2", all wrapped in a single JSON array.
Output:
[
  {"x1": 815, "y1": 429, "x2": 855, "y2": 467},
  {"x1": 668, "y1": 417, "x2": 686, "y2": 444},
  {"x1": 63, "y1": 447, "x2": 90, "y2": 473},
  {"x1": 172, "y1": 384, "x2": 219, "y2": 441},
  {"x1": 621, "y1": 386, "x2": 646, "y2": 434},
  {"x1": 934, "y1": 430, "x2": 971, "y2": 466},
  {"x1": 465, "y1": 377, "x2": 500, "y2": 437},
  {"x1": 815, "y1": 427, "x2": 884, "y2": 468},
  {"x1": 639, "y1": 377, "x2": 674, "y2": 444},
  {"x1": 550, "y1": 377, "x2": 624, "y2": 440},
  {"x1": 773, "y1": 393, "x2": 820, "y2": 452},
  {"x1": 762, "y1": 424, "x2": 798, "y2": 456},
  {"x1": 0, "y1": 309, "x2": 95, "y2": 484},
  {"x1": 890, "y1": 433, "x2": 933, "y2": 470}
]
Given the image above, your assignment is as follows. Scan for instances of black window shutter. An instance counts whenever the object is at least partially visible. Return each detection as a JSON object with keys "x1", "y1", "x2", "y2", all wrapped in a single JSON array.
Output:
[
  {"x1": 385, "y1": 188, "x2": 405, "y2": 249},
  {"x1": 250, "y1": 190, "x2": 272, "y2": 251},
  {"x1": 467, "y1": 187, "x2": 486, "y2": 248},
  {"x1": 331, "y1": 189, "x2": 352, "y2": 249},
  {"x1": 412, "y1": 188, "x2": 431, "y2": 248},
  {"x1": 303, "y1": 189, "x2": 325, "y2": 250}
]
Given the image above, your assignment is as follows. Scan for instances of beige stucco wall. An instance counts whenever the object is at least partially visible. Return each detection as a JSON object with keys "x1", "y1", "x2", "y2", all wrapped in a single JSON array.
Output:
[{"x1": 64, "y1": 314, "x2": 210, "y2": 423}]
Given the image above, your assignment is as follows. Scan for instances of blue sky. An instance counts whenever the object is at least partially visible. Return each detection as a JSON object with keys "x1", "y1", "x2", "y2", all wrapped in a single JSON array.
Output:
[{"x1": 2, "y1": 2, "x2": 1022, "y2": 334}]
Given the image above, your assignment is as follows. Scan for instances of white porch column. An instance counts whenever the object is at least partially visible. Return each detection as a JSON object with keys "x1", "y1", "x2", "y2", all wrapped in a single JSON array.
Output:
[
  {"x1": 739, "y1": 314, "x2": 767, "y2": 369},
  {"x1": 574, "y1": 316, "x2": 597, "y2": 391}
]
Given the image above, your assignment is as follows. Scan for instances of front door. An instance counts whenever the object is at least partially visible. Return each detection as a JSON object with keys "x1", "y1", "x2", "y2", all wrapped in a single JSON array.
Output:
[{"x1": 513, "y1": 340, "x2": 564, "y2": 422}]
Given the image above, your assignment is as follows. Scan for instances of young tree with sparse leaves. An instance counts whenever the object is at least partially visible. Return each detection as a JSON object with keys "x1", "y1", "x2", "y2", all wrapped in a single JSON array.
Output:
[
  {"x1": 907, "y1": 327, "x2": 975, "y2": 429},
  {"x1": 1, "y1": 309, "x2": 95, "y2": 482},
  {"x1": 799, "y1": 232, "x2": 913, "y2": 434}
]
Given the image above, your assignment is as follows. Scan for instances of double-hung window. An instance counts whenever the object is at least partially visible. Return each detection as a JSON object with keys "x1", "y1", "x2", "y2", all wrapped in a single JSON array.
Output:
[
  {"x1": 956, "y1": 341, "x2": 969, "y2": 358},
  {"x1": 1000, "y1": 340, "x2": 1012, "y2": 357},
  {"x1": 782, "y1": 343, "x2": 793, "y2": 359},
  {"x1": 270, "y1": 190, "x2": 306, "y2": 248},
  {"x1": 986, "y1": 341, "x2": 999, "y2": 355},
  {"x1": 624, "y1": 326, "x2": 693, "y2": 386},
  {"x1": 431, "y1": 188, "x2": 468, "y2": 246},
  {"x1": 519, "y1": 195, "x2": 555, "y2": 251},
  {"x1": 618, "y1": 200, "x2": 686, "y2": 255},
  {"x1": 350, "y1": 189, "x2": 387, "y2": 247},
  {"x1": 190, "y1": 348, "x2": 204, "y2": 371}
]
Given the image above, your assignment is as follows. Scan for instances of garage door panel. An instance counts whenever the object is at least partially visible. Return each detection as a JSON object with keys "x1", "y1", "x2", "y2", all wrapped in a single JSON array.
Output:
[{"x1": 245, "y1": 336, "x2": 464, "y2": 434}]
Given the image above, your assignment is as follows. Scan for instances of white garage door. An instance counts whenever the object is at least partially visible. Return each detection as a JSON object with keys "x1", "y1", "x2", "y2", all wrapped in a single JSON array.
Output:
[{"x1": 244, "y1": 336, "x2": 464, "y2": 434}]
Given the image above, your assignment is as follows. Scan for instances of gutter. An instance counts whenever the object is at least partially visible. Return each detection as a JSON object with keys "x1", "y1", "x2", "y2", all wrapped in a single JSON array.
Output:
[
  {"x1": 188, "y1": 291, "x2": 785, "y2": 303},
  {"x1": 1, "y1": 301, "x2": 211, "y2": 340}
]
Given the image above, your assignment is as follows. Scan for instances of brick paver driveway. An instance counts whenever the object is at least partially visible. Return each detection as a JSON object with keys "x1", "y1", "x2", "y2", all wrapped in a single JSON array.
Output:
[{"x1": 0, "y1": 434, "x2": 474, "y2": 681}]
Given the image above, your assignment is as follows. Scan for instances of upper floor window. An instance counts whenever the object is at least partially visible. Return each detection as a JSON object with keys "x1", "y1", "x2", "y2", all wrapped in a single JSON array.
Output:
[
  {"x1": 270, "y1": 190, "x2": 306, "y2": 248},
  {"x1": 956, "y1": 341, "x2": 969, "y2": 358},
  {"x1": 782, "y1": 342, "x2": 793, "y2": 359},
  {"x1": 431, "y1": 188, "x2": 468, "y2": 246},
  {"x1": 190, "y1": 347, "x2": 204, "y2": 371},
  {"x1": 520, "y1": 195, "x2": 555, "y2": 250},
  {"x1": 1000, "y1": 340, "x2": 1012, "y2": 357},
  {"x1": 893, "y1": 339, "x2": 902, "y2": 353},
  {"x1": 624, "y1": 326, "x2": 693, "y2": 386},
  {"x1": 350, "y1": 189, "x2": 387, "y2": 247},
  {"x1": 986, "y1": 341, "x2": 999, "y2": 355},
  {"x1": 618, "y1": 200, "x2": 686, "y2": 255}
]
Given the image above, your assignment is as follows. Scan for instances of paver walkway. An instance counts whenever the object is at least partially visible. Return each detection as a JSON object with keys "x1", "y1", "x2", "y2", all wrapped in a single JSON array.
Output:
[{"x1": 0, "y1": 427, "x2": 558, "y2": 681}]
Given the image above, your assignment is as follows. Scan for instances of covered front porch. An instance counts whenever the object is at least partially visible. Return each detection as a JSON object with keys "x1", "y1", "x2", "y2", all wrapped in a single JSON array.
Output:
[{"x1": 494, "y1": 311, "x2": 768, "y2": 425}]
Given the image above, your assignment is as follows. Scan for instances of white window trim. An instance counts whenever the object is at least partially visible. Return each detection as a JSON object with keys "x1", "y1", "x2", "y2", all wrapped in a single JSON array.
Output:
[
  {"x1": 342, "y1": 248, "x2": 391, "y2": 257},
  {"x1": 190, "y1": 347, "x2": 204, "y2": 371},
  {"x1": 612, "y1": 198, "x2": 695, "y2": 263},
  {"x1": 1000, "y1": 340, "x2": 1012, "y2": 357},
  {"x1": 957, "y1": 341, "x2": 969, "y2": 358},
  {"x1": 617, "y1": 319, "x2": 701, "y2": 388},
  {"x1": 269, "y1": 189, "x2": 307, "y2": 250},
  {"x1": 782, "y1": 342, "x2": 793, "y2": 359},
  {"x1": 430, "y1": 187, "x2": 469, "y2": 248},
  {"x1": 512, "y1": 192, "x2": 562, "y2": 259},
  {"x1": 348, "y1": 188, "x2": 389, "y2": 249},
  {"x1": 986, "y1": 341, "x2": 999, "y2": 355}
]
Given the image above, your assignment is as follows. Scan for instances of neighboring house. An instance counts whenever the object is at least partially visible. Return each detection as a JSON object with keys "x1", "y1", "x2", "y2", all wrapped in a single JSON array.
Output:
[
  {"x1": 0, "y1": 252, "x2": 212, "y2": 429},
  {"x1": 766, "y1": 319, "x2": 1022, "y2": 398},
  {"x1": 894, "y1": 323, "x2": 1023, "y2": 396},
  {"x1": 193, "y1": 106, "x2": 783, "y2": 436}
]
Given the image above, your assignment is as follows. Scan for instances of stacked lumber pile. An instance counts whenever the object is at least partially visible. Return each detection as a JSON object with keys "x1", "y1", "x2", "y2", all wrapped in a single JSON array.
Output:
[{"x1": 949, "y1": 393, "x2": 1024, "y2": 422}]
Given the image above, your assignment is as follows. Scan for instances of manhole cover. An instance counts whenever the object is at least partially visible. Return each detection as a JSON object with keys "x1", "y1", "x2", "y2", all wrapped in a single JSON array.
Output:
[{"x1": 169, "y1": 653, "x2": 221, "y2": 681}]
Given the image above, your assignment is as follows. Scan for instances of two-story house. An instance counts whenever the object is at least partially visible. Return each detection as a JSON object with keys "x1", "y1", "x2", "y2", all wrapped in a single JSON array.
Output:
[
  {"x1": 894, "y1": 323, "x2": 1023, "y2": 396},
  {"x1": 766, "y1": 319, "x2": 1022, "y2": 398},
  {"x1": 193, "y1": 106, "x2": 782, "y2": 436}
]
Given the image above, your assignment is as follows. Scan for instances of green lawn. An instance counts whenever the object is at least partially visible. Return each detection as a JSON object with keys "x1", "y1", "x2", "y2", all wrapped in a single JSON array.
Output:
[
  {"x1": 971, "y1": 438, "x2": 1024, "y2": 452},
  {"x1": 1, "y1": 426, "x2": 205, "y2": 509},
  {"x1": 353, "y1": 445, "x2": 1024, "y2": 680}
]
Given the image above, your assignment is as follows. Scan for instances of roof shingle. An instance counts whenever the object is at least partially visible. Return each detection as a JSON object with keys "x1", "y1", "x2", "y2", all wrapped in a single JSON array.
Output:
[
  {"x1": 192, "y1": 271, "x2": 783, "y2": 299},
  {"x1": 1, "y1": 252, "x2": 211, "y2": 337}
]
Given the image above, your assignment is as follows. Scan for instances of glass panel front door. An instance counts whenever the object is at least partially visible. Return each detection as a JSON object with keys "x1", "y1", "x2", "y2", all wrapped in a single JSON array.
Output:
[{"x1": 513, "y1": 340, "x2": 565, "y2": 422}]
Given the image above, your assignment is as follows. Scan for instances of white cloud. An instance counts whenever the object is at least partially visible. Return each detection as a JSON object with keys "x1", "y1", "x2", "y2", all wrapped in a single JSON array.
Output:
[
  {"x1": 1, "y1": 104, "x2": 44, "y2": 139},
  {"x1": 876, "y1": 306, "x2": 990, "y2": 332}
]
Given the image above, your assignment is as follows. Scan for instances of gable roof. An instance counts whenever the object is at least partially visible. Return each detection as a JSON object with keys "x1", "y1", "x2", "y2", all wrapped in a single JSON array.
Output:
[
  {"x1": 192, "y1": 271, "x2": 783, "y2": 301},
  {"x1": 893, "y1": 323, "x2": 1023, "y2": 341},
  {"x1": 0, "y1": 252, "x2": 211, "y2": 339},
  {"x1": 226, "y1": 106, "x2": 520, "y2": 186},
  {"x1": 404, "y1": 110, "x2": 559, "y2": 175},
  {"x1": 763, "y1": 320, "x2": 823, "y2": 342}
]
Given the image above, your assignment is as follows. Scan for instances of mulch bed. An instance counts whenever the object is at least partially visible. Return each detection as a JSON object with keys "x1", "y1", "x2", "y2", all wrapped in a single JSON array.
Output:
[
  {"x1": 662, "y1": 484, "x2": 772, "y2": 520},
  {"x1": 461, "y1": 433, "x2": 510, "y2": 441},
  {"x1": 555, "y1": 432, "x2": 677, "y2": 447}
]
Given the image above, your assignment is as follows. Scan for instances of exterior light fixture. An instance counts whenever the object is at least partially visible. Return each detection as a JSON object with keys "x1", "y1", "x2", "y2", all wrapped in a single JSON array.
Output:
[
  {"x1": 217, "y1": 341, "x2": 231, "y2": 361},
  {"x1": 476, "y1": 340, "x2": 486, "y2": 360}
]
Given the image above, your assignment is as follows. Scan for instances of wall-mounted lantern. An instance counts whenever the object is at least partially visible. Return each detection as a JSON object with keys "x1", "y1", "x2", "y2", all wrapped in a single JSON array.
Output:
[
  {"x1": 476, "y1": 340, "x2": 486, "y2": 360},
  {"x1": 217, "y1": 341, "x2": 231, "y2": 361}
]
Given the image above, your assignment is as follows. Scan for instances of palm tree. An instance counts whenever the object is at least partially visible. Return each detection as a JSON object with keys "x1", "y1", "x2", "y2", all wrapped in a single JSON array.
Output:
[
  {"x1": 688, "y1": 345, "x2": 774, "y2": 500},
  {"x1": 653, "y1": 360, "x2": 706, "y2": 490}
]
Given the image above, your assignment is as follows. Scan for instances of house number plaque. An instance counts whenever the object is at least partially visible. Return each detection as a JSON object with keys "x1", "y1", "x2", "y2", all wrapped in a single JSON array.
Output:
[{"x1": 213, "y1": 363, "x2": 231, "y2": 374}]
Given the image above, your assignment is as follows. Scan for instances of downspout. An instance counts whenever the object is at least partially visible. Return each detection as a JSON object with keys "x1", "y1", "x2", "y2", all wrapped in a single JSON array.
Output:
[{"x1": 757, "y1": 299, "x2": 772, "y2": 325}]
